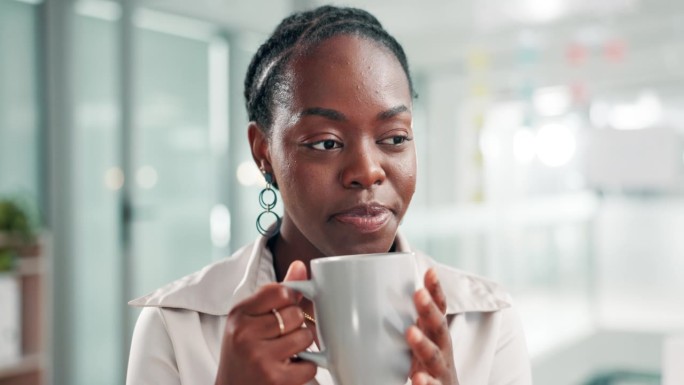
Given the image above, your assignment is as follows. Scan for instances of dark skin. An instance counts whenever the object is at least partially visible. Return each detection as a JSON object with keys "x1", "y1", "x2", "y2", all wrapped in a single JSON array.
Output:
[{"x1": 215, "y1": 35, "x2": 458, "y2": 385}]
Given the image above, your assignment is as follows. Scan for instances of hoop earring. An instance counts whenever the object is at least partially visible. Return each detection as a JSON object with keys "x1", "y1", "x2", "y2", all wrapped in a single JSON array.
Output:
[{"x1": 256, "y1": 172, "x2": 282, "y2": 236}]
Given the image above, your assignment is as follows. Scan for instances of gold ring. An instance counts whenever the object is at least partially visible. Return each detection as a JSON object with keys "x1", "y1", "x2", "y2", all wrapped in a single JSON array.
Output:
[{"x1": 272, "y1": 308, "x2": 285, "y2": 336}]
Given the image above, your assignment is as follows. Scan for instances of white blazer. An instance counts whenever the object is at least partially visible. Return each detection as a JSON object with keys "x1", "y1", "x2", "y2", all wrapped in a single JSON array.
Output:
[{"x1": 127, "y1": 234, "x2": 532, "y2": 385}]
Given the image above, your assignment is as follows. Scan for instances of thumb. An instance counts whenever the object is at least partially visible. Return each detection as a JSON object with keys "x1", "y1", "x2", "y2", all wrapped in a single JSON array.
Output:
[{"x1": 283, "y1": 260, "x2": 308, "y2": 282}]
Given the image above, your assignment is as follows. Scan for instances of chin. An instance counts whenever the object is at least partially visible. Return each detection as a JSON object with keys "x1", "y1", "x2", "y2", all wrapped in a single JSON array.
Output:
[{"x1": 324, "y1": 232, "x2": 396, "y2": 257}]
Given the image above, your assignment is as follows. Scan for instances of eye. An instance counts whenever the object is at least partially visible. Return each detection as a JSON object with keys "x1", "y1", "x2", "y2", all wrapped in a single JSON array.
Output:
[
  {"x1": 378, "y1": 135, "x2": 412, "y2": 146},
  {"x1": 309, "y1": 139, "x2": 342, "y2": 151}
]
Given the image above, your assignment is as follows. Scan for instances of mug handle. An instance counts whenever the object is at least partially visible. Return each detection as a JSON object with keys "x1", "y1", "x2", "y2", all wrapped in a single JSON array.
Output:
[{"x1": 281, "y1": 280, "x2": 329, "y2": 368}]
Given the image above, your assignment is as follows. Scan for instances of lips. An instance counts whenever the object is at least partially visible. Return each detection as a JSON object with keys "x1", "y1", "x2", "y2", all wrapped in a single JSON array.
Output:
[{"x1": 332, "y1": 203, "x2": 392, "y2": 233}]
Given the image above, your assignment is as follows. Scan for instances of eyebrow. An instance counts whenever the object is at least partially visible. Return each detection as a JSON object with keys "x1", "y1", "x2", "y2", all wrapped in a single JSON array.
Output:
[
  {"x1": 300, "y1": 107, "x2": 346, "y2": 121},
  {"x1": 299, "y1": 105, "x2": 410, "y2": 122},
  {"x1": 377, "y1": 105, "x2": 409, "y2": 120}
]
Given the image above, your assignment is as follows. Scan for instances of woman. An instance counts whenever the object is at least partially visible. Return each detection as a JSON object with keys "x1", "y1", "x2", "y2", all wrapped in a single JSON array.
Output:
[{"x1": 127, "y1": 6, "x2": 532, "y2": 385}]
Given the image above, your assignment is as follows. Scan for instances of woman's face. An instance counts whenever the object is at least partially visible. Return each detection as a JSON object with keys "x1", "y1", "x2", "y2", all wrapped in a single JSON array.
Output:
[{"x1": 254, "y1": 34, "x2": 416, "y2": 257}]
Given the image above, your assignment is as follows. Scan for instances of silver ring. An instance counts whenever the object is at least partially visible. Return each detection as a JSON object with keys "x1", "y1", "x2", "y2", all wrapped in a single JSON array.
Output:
[{"x1": 272, "y1": 308, "x2": 285, "y2": 336}]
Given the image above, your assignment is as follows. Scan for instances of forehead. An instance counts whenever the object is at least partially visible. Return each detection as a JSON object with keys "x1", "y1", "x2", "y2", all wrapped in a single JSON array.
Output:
[{"x1": 285, "y1": 34, "x2": 412, "y2": 113}]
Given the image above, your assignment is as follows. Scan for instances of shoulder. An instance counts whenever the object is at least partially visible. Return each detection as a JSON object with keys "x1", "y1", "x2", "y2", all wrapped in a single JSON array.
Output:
[
  {"x1": 413, "y1": 251, "x2": 513, "y2": 314},
  {"x1": 128, "y1": 243, "x2": 256, "y2": 315}
]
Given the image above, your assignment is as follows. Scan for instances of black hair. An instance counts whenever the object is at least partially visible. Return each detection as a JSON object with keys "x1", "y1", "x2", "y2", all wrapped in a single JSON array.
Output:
[{"x1": 243, "y1": 5, "x2": 416, "y2": 133}]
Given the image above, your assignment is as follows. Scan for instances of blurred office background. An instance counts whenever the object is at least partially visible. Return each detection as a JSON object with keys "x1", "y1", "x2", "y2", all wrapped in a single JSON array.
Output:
[{"x1": 0, "y1": 0, "x2": 683, "y2": 384}]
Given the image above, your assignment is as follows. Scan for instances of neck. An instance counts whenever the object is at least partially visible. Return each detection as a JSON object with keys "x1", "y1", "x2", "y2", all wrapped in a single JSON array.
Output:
[{"x1": 271, "y1": 215, "x2": 325, "y2": 282}]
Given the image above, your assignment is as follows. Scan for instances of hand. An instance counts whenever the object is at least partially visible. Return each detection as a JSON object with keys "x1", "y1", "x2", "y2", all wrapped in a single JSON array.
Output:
[
  {"x1": 406, "y1": 268, "x2": 459, "y2": 385},
  {"x1": 215, "y1": 261, "x2": 316, "y2": 385}
]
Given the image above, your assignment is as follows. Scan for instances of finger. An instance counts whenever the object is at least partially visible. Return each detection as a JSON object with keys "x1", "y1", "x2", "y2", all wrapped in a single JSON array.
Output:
[
  {"x1": 277, "y1": 360, "x2": 317, "y2": 385},
  {"x1": 269, "y1": 327, "x2": 315, "y2": 360},
  {"x1": 412, "y1": 371, "x2": 442, "y2": 385},
  {"x1": 424, "y1": 268, "x2": 447, "y2": 315},
  {"x1": 282, "y1": 261, "x2": 308, "y2": 303},
  {"x1": 252, "y1": 304, "x2": 306, "y2": 339},
  {"x1": 238, "y1": 283, "x2": 298, "y2": 315},
  {"x1": 406, "y1": 325, "x2": 446, "y2": 377},
  {"x1": 283, "y1": 260, "x2": 308, "y2": 282},
  {"x1": 414, "y1": 288, "x2": 450, "y2": 350}
]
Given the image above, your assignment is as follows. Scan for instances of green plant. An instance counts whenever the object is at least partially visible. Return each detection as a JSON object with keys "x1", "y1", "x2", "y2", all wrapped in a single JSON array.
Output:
[
  {"x1": 0, "y1": 248, "x2": 14, "y2": 271},
  {"x1": 0, "y1": 197, "x2": 39, "y2": 271},
  {"x1": 0, "y1": 197, "x2": 37, "y2": 242}
]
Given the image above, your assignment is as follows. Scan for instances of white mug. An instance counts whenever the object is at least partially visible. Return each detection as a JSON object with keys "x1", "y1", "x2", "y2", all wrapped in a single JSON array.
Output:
[{"x1": 283, "y1": 252, "x2": 417, "y2": 385}]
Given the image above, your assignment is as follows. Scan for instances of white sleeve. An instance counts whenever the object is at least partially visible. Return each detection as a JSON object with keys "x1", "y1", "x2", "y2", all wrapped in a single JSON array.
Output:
[
  {"x1": 127, "y1": 307, "x2": 182, "y2": 385},
  {"x1": 488, "y1": 306, "x2": 533, "y2": 385}
]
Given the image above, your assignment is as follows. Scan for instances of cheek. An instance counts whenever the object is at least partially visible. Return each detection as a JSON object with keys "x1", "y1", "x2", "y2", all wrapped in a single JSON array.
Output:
[
  {"x1": 273, "y1": 155, "x2": 329, "y2": 211},
  {"x1": 393, "y1": 151, "x2": 417, "y2": 199}
]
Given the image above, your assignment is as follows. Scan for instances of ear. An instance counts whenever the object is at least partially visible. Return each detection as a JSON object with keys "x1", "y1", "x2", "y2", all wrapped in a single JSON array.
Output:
[{"x1": 248, "y1": 122, "x2": 272, "y2": 173}]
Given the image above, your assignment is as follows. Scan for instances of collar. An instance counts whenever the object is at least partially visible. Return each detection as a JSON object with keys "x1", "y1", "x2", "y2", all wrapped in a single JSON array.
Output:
[{"x1": 129, "y1": 233, "x2": 511, "y2": 315}]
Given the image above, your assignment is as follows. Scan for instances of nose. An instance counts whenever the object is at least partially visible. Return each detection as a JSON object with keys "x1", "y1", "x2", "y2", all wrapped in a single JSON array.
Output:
[{"x1": 340, "y1": 144, "x2": 386, "y2": 189}]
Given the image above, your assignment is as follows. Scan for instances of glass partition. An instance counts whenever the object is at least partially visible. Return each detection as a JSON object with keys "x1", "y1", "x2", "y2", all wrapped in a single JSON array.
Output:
[
  {"x1": 71, "y1": 3, "x2": 123, "y2": 384},
  {"x1": 130, "y1": 10, "x2": 229, "y2": 299},
  {"x1": 0, "y1": 0, "x2": 41, "y2": 204},
  {"x1": 65, "y1": 4, "x2": 230, "y2": 384}
]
